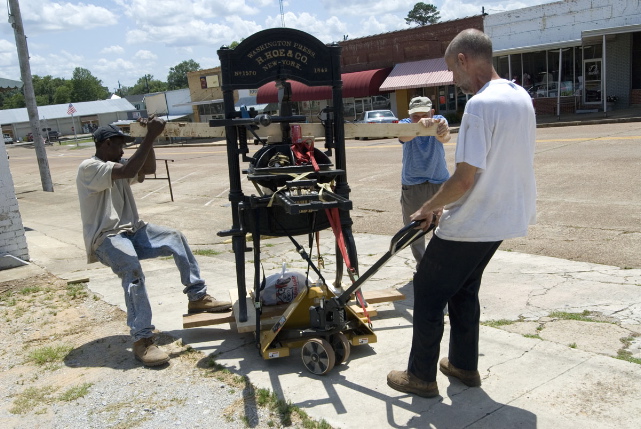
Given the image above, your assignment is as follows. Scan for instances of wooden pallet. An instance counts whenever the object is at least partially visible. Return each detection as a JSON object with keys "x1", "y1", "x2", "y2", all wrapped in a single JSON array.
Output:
[{"x1": 182, "y1": 287, "x2": 405, "y2": 331}]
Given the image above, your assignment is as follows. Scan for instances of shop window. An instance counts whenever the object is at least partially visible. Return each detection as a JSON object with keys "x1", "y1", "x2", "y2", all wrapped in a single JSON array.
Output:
[
  {"x1": 496, "y1": 56, "x2": 509, "y2": 80},
  {"x1": 632, "y1": 32, "x2": 641, "y2": 89},
  {"x1": 510, "y1": 55, "x2": 523, "y2": 86}
]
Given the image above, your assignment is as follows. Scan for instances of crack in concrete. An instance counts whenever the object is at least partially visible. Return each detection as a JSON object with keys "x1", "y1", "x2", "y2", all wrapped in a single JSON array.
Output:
[{"x1": 464, "y1": 343, "x2": 594, "y2": 428}]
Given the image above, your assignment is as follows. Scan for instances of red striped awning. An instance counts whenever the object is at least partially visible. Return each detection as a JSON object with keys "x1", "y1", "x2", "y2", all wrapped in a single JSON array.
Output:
[
  {"x1": 379, "y1": 58, "x2": 453, "y2": 91},
  {"x1": 256, "y1": 68, "x2": 392, "y2": 103}
]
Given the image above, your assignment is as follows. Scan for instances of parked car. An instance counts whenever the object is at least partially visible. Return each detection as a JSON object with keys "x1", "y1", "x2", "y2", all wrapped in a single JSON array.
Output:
[
  {"x1": 353, "y1": 109, "x2": 399, "y2": 140},
  {"x1": 42, "y1": 128, "x2": 60, "y2": 141},
  {"x1": 3, "y1": 134, "x2": 13, "y2": 144}
]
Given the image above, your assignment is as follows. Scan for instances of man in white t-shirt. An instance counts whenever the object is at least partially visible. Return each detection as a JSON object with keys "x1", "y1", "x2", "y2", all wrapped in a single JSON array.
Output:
[
  {"x1": 76, "y1": 118, "x2": 231, "y2": 367},
  {"x1": 388, "y1": 29, "x2": 537, "y2": 398}
]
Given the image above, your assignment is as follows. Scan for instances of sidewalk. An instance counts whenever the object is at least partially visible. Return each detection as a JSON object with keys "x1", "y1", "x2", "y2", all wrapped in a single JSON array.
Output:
[{"x1": 11, "y1": 224, "x2": 641, "y2": 428}]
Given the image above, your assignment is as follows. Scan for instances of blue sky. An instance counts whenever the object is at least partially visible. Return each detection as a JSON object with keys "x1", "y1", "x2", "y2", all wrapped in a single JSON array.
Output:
[{"x1": 0, "y1": 0, "x2": 550, "y2": 94}]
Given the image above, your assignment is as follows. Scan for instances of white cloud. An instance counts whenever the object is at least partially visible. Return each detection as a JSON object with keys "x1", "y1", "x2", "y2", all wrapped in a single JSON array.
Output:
[
  {"x1": 19, "y1": 0, "x2": 118, "y2": 33},
  {"x1": 134, "y1": 50, "x2": 158, "y2": 61},
  {"x1": 264, "y1": 12, "x2": 348, "y2": 44},
  {"x1": 119, "y1": 0, "x2": 262, "y2": 26},
  {"x1": 101, "y1": 45, "x2": 125, "y2": 55},
  {"x1": 319, "y1": 0, "x2": 416, "y2": 18},
  {"x1": 355, "y1": 14, "x2": 408, "y2": 39},
  {"x1": 125, "y1": 17, "x2": 261, "y2": 48},
  {"x1": 95, "y1": 57, "x2": 136, "y2": 72}
]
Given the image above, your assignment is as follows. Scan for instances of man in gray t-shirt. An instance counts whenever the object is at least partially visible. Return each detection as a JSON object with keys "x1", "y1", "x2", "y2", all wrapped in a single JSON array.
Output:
[{"x1": 77, "y1": 118, "x2": 231, "y2": 367}]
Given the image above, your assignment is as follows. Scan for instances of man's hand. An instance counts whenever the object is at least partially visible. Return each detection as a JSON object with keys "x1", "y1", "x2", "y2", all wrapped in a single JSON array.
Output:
[
  {"x1": 410, "y1": 206, "x2": 443, "y2": 231},
  {"x1": 138, "y1": 114, "x2": 166, "y2": 140},
  {"x1": 415, "y1": 117, "x2": 450, "y2": 143}
]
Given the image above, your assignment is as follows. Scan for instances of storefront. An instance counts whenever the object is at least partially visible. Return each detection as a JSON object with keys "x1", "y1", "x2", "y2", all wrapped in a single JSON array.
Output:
[
  {"x1": 256, "y1": 68, "x2": 393, "y2": 122},
  {"x1": 379, "y1": 57, "x2": 461, "y2": 119},
  {"x1": 485, "y1": 1, "x2": 641, "y2": 116}
]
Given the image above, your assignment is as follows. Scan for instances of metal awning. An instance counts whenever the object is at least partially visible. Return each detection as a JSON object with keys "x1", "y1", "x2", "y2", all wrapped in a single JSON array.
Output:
[
  {"x1": 494, "y1": 39, "x2": 582, "y2": 56},
  {"x1": 379, "y1": 58, "x2": 453, "y2": 91},
  {"x1": 0, "y1": 77, "x2": 22, "y2": 92},
  {"x1": 256, "y1": 68, "x2": 392, "y2": 103},
  {"x1": 173, "y1": 99, "x2": 223, "y2": 107}
]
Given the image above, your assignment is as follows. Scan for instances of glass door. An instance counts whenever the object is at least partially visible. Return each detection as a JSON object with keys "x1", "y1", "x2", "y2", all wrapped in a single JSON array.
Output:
[{"x1": 583, "y1": 59, "x2": 602, "y2": 104}]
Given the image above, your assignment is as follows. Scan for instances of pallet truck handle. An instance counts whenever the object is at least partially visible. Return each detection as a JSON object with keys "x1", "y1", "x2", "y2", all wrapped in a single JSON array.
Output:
[
  {"x1": 336, "y1": 221, "x2": 435, "y2": 306},
  {"x1": 389, "y1": 220, "x2": 435, "y2": 256}
]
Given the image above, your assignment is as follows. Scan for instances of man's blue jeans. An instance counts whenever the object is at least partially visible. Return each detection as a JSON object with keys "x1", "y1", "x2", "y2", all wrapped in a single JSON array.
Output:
[{"x1": 94, "y1": 223, "x2": 207, "y2": 341}]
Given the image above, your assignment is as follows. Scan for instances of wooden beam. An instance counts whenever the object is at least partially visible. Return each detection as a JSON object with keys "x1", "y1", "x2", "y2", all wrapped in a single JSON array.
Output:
[
  {"x1": 130, "y1": 122, "x2": 437, "y2": 139},
  {"x1": 182, "y1": 287, "x2": 405, "y2": 329}
]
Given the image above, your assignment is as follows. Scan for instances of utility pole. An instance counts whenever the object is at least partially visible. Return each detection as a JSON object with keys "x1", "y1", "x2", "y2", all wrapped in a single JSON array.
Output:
[{"x1": 8, "y1": 0, "x2": 53, "y2": 192}]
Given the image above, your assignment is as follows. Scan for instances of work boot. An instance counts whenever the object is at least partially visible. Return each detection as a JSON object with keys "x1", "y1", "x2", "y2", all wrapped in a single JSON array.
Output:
[
  {"x1": 133, "y1": 337, "x2": 170, "y2": 367},
  {"x1": 188, "y1": 294, "x2": 232, "y2": 313},
  {"x1": 439, "y1": 358, "x2": 482, "y2": 387},
  {"x1": 387, "y1": 370, "x2": 439, "y2": 398}
]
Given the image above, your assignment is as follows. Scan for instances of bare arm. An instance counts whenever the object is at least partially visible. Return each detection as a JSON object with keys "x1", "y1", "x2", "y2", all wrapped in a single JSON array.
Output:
[
  {"x1": 399, "y1": 117, "x2": 451, "y2": 143},
  {"x1": 111, "y1": 116, "x2": 164, "y2": 181},
  {"x1": 410, "y1": 161, "x2": 478, "y2": 230}
]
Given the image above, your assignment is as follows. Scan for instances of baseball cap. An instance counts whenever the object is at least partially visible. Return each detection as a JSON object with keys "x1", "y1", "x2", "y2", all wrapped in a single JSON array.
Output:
[
  {"x1": 408, "y1": 96, "x2": 433, "y2": 115},
  {"x1": 93, "y1": 124, "x2": 136, "y2": 144}
]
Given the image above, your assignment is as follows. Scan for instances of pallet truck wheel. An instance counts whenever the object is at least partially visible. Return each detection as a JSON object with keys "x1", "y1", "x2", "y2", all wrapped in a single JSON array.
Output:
[
  {"x1": 301, "y1": 338, "x2": 336, "y2": 375},
  {"x1": 329, "y1": 333, "x2": 351, "y2": 365}
]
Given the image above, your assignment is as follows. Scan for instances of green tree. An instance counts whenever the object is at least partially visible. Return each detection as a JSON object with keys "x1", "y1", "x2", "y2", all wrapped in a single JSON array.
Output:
[
  {"x1": 70, "y1": 67, "x2": 108, "y2": 102},
  {"x1": 32, "y1": 75, "x2": 69, "y2": 105},
  {"x1": 405, "y1": 2, "x2": 440, "y2": 26},
  {"x1": 167, "y1": 59, "x2": 201, "y2": 90},
  {"x1": 127, "y1": 74, "x2": 168, "y2": 95},
  {"x1": 54, "y1": 85, "x2": 72, "y2": 104},
  {"x1": 228, "y1": 38, "x2": 245, "y2": 49},
  {"x1": 3, "y1": 92, "x2": 25, "y2": 109}
]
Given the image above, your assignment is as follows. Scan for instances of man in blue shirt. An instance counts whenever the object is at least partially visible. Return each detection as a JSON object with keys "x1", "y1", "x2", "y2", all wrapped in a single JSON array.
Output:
[{"x1": 399, "y1": 96, "x2": 452, "y2": 269}]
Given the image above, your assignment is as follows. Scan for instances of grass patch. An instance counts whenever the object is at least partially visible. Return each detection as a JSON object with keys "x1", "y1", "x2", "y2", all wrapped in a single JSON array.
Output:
[
  {"x1": 620, "y1": 336, "x2": 635, "y2": 348},
  {"x1": 27, "y1": 344, "x2": 73, "y2": 366},
  {"x1": 616, "y1": 349, "x2": 641, "y2": 365},
  {"x1": 569, "y1": 342, "x2": 577, "y2": 348},
  {"x1": 205, "y1": 355, "x2": 332, "y2": 428},
  {"x1": 1, "y1": 294, "x2": 17, "y2": 306},
  {"x1": 249, "y1": 388, "x2": 333, "y2": 428},
  {"x1": 523, "y1": 334, "x2": 542, "y2": 340},
  {"x1": 549, "y1": 310, "x2": 602, "y2": 323},
  {"x1": 20, "y1": 285, "x2": 43, "y2": 295},
  {"x1": 10, "y1": 385, "x2": 59, "y2": 414},
  {"x1": 59, "y1": 382, "x2": 93, "y2": 401},
  {"x1": 193, "y1": 249, "x2": 223, "y2": 257},
  {"x1": 481, "y1": 319, "x2": 516, "y2": 328},
  {"x1": 66, "y1": 283, "x2": 88, "y2": 299}
]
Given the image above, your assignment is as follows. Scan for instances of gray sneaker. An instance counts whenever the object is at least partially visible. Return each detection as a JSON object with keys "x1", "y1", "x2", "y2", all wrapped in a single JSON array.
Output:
[
  {"x1": 188, "y1": 294, "x2": 232, "y2": 313},
  {"x1": 133, "y1": 337, "x2": 169, "y2": 367}
]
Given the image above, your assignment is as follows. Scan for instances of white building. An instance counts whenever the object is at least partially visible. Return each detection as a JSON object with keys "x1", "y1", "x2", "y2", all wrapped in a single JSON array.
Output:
[
  {"x1": 485, "y1": 0, "x2": 641, "y2": 114},
  {"x1": 0, "y1": 98, "x2": 137, "y2": 141},
  {"x1": 0, "y1": 143, "x2": 29, "y2": 269}
]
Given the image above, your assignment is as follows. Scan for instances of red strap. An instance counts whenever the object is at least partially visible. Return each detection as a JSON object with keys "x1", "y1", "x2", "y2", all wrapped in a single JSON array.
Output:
[
  {"x1": 325, "y1": 207, "x2": 371, "y2": 325},
  {"x1": 291, "y1": 140, "x2": 320, "y2": 172}
]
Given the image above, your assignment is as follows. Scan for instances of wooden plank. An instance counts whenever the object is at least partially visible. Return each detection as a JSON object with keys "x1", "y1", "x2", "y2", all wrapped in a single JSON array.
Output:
[
  {"x1": 182, "y1": 287, "x2": 402, "y2": 329},
  {"x1": 182, "y1": 311, "x2": 235, "y2": 329},
  {"x1": 131, "y1": 122, "x2": 436, "y2": 139},
  {"x1": 361, "y1": 288, "x2": 405, "y2": 304}
]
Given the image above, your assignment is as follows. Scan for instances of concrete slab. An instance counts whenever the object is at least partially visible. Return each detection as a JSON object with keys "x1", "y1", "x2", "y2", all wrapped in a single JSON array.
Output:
[{"x1": 74, "y1": 232, "x2": 641, "y2": 428}]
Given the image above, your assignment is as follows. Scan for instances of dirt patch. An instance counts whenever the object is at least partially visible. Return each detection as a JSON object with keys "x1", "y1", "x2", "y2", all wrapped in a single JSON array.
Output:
[{"x1": 0, "y1": 273, "x2": 319, "y2": 428}]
